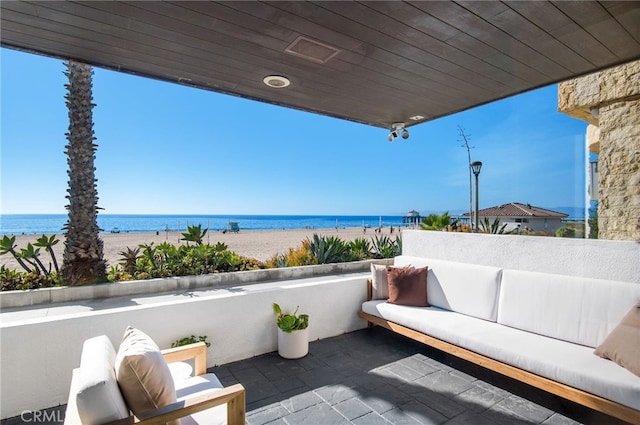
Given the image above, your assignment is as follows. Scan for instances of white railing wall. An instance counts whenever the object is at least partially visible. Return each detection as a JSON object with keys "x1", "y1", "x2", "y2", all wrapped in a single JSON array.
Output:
[
  {"x1": 402, "y1": 230, "x2": 640, "y2": 283},
  {"x1": 0, "y1": 272, "x2": 370, "y2": 419}
]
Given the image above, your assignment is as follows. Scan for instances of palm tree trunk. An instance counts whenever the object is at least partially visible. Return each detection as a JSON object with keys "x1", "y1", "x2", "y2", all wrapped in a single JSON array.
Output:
[{"x1": 61, "y1": 60, "x2": 106, "y2": 285}]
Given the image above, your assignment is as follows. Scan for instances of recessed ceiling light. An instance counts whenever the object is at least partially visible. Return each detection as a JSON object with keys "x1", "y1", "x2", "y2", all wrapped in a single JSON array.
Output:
[
  {"x1": 409, "y1": 115, "x2": 425, "y2": 121},
  {"x1": 263, "y1": 75, "x2": 290, "y2": 88}
]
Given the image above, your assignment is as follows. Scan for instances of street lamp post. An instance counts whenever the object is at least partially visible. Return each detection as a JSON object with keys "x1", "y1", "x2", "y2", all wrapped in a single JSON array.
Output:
[{"x1": 470, "y1": 161, "x2": 482, "y2": 233}]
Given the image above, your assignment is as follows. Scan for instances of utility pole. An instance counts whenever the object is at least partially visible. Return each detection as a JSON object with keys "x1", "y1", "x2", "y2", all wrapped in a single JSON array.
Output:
[{"x1": 458, "y1": 126, "x2": 474, "y2": 230}]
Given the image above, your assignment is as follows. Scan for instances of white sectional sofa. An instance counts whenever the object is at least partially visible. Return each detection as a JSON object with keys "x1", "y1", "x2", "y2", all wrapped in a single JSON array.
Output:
[{"x1": 359, "y1": 255, "x2": 640, "y2": 424}]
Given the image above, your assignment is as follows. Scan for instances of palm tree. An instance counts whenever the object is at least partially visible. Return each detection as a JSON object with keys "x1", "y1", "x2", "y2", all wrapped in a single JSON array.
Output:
[
  {"x1": 61, "y1": 60, "x2": 106, "y2": 285},
  {"x1": 420, "y1": 211, "x2": 457, "y2": 231}
]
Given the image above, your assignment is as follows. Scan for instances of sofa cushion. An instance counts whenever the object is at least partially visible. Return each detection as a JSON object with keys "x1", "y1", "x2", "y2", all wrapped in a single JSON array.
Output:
[
  {"x1": 362, "y1": 300, "x2": 640, "y2": 410},
  {"x1": 386, "y1": 266, "x2": 428, "y2": 306},
  {"x1": 394, "y1": 256, "x2": 502, "y2": 321},
  {"x1": 73, "y1": 335, "x2": 129, "y2": 425},
  {"x1": 498, "y1": 269, "x2": 640, "y2": 348},
  {"x1": 595, "y1": 303, "x2": 640, "y2": 377},
  {"x1": 115, "y1": 327, "x2": 178, "y2": 425}
]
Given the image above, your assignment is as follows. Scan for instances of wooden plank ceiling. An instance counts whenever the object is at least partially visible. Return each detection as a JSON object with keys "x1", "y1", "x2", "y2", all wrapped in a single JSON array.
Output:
[{"x1": 2, "y1": 1, "x2": 639, "y2": 130}]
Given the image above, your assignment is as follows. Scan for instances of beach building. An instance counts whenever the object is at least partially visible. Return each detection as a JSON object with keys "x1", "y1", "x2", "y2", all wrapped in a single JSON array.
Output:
[
  {"x1": 401, "y1": 210, "x2": 422, "y2": 226},
  {"x1": 462, "y1": 202, "x2": 569, "y2": 234}
]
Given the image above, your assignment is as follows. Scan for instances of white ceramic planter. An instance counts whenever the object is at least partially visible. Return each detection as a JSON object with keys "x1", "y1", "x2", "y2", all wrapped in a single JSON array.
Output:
[{"x1": 277, "y1": 327, "x2": 309, "y2": 359}]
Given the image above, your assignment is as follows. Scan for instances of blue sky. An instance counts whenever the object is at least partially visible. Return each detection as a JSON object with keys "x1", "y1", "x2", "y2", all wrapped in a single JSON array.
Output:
[{"x1": 1, "y1": 47, "x2": 587, "y2": 216}]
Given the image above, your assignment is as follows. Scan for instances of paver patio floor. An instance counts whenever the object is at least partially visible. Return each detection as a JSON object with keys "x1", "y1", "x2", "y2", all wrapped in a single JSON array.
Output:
[
  {"x1": 1, "y1": 327, "x2": 629, "y2": 425},
  {"x1": 212, "y1": 327, "x2": 628, "y2": 425}
]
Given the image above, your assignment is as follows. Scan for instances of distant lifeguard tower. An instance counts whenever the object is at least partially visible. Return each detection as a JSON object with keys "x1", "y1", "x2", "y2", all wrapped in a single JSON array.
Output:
[{"x1": 402, "y1": 210, "x2": 422, "y2": 227}]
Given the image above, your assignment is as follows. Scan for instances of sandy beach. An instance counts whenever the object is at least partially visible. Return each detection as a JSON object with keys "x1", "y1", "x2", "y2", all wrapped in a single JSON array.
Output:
[{"x1": 0, "y1": 227, "x2": 403, "y2": 270}]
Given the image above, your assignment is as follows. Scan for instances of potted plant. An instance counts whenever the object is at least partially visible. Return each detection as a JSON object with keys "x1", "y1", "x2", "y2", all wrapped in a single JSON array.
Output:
[{"x1": 272, "y1": 303, "x2": 309, "y2": 359}]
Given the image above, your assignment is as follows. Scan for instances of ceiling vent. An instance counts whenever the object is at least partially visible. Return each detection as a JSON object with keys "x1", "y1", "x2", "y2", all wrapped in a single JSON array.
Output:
[{"x1": 285, "y1": 36, "x2": 341, "y2": 64}]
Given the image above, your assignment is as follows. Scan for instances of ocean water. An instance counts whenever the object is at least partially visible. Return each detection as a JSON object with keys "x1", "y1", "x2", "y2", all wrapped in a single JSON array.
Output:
[{"x1": 0, "y1": 214, "x2": 407, "y2": 235}]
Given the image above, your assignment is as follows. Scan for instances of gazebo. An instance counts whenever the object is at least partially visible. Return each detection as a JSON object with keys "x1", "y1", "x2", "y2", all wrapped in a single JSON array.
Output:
[{"x1": 402, "y1": 210, "x2": 422, "y2": 226}]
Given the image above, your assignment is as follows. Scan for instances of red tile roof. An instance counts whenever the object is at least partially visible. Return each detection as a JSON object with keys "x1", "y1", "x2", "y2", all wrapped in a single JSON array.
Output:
[{"x1": 463, "y1": 203, "x2": 569, "y2": 218}]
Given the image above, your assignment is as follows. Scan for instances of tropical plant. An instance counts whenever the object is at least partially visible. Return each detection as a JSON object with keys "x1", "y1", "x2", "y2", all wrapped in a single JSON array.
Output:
[
  {"x1": 61, "y1": 60, "x2": 106, "y2": 286},
  {"x1": 0, "y1": 235, "x2": 61, "y2": 280},
  {"x1": 17, "y1": 243, "x2": 48, "y2": 275},
  {"x1": 171, "y1": 335, "x2": 211, "y2": 348},
  {"x1": 118, "y1": 247, "x2": 140, "y2": 275},
  {"x1": 107, "y1": 239, "x2": 266, "y2": 282},
  {"x1": 306, "y1": 234, "x2": 349, "y2": 264},
  {"x1": 273, "y1": 303, "x2": 309, "y2": 333},
  {"x1": 1, "y1": 235, "x2": 34, "y2": 273},
  {"x1": 181, "y1": 224, "x2": 207, "y2": 246},
  {"x1": 420, "y1": 211, "x2": 456, "y2": 231},
  {"x1": 479, "y1": 217, "x2": 509, "y2": 234},
  {"x1": 34, "y1": 234, "x2": 60, "y2": 274}
]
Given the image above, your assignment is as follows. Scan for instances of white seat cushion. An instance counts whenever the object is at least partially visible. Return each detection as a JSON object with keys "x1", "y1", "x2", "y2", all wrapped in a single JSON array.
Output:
[
  {"x1": 362, "y1": 300, "x2": 640, "y2": 410},
  {"x1": 71, "y1": 335, "x2": 129, "y2": 425},
  {"x1": 175, "y1": 373, "x2": 227, "y2": 425}
]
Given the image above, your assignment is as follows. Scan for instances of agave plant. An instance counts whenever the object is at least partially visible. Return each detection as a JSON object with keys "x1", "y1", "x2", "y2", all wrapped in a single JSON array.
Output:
[
  {"x1": 181, "y1": 224, "x2": 207, "y2": 246},
  {"x1": 348, "y1": 237, "x2": 372, "y2": 260},
  {"x1": 371, "y1": 235, "x2": 402, "y2": 259},
  {"x1": 479, "y1": 217, "x2": 509, "y2": 234},
  {"x1": 306, "y1": 234, "x2": 349, "y2": 264}
]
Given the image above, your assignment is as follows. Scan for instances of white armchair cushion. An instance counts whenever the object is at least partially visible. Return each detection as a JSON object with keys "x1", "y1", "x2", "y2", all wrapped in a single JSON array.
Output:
[
  {"x1": 175, "y1": 374, "x2": 227, "y2": 425},
  {"x1": 74, "y1": 335, "x2": 129, "y2": 425}
]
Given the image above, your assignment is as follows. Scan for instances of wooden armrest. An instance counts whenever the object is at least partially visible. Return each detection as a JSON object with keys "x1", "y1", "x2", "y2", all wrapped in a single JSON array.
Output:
[
  {"x1": 161, "y1": 342, "x2": 207, "y2": 375},
  {"x1": 104, "y1": 383, "x2": 246, "y2": 425},
  {"x1": 367, "y1": 278, "x2": 373, "y2": 301}
]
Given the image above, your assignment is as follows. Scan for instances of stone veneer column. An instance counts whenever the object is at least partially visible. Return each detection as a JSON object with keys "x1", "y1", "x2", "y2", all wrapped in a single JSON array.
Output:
[{"x1": 558, "y1": 61, "x2": 640, "y2": 241}]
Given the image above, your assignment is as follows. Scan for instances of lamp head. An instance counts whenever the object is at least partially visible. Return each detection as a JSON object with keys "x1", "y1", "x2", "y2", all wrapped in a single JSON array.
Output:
[{"x1": 470, "y1": 161, "x2": 483, "y2": 176}]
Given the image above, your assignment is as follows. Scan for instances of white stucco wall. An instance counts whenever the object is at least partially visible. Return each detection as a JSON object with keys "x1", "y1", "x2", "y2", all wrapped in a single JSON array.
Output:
[
  {"x1": 0, "y1": 273, "x2": 369, "y2": 419},
  {"x1": 402, "y1": 230, "x2": 640, "y2": 283}
]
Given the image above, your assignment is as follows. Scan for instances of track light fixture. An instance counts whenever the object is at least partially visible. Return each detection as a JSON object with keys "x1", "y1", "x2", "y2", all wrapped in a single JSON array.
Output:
[{"x1": 388, "y1": 123, "x2": 409, "y2": 142}]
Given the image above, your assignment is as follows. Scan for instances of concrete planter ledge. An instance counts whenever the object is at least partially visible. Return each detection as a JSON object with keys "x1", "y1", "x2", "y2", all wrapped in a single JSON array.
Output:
[{"x1": 0, "y1": 259, "x2": 392, "y2": 309}]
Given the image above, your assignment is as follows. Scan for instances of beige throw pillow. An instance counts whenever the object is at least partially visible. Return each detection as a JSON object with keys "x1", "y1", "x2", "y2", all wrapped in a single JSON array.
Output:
[
  {"x1": 594, "y1": 303, "x2": 640, "y2": 377},
  {"x1": 115, "y1": 327, "x2": 178, "y2": 425},
  {"x1": 371, "y1": 264, "x2": 390, "y2": 300}
]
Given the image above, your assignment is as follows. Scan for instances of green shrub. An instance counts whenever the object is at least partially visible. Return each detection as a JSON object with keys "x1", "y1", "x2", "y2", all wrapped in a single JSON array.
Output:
[
  {"x1": 0, "y1": 266, "x2": 62, "y2": 291},
  {"x1": 171, "y1": 335, "x2": 211, "y2": 348},
  {"x1": 556, "y1": 226, "x2": 577, "y2": 238}
]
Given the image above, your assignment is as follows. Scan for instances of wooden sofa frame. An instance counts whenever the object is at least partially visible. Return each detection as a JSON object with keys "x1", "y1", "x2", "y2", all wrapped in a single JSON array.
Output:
[
  {"x1": 359, "y1": 282, "x2": 640, "y2": 425},
  {"x1": 104, "y1": 342, "x2": 245, "y2": 425}
]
